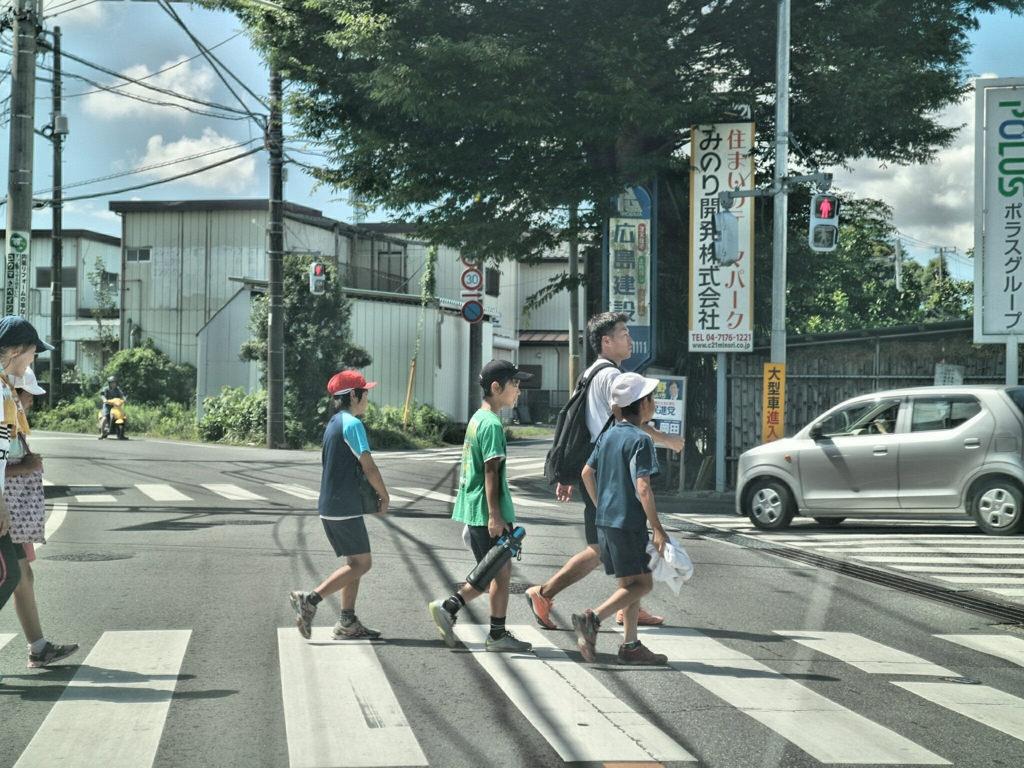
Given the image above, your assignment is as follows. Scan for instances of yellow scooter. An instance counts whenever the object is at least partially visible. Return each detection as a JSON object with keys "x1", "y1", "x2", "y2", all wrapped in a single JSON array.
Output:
[{"x1": 99, "y1": 397, "x2": 128, "y2": 440}]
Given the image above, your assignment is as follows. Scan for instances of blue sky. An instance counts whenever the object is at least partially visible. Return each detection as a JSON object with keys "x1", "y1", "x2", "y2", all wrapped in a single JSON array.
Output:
[{"x1": 1, "y1": 1, "x2": 1022, "y2": 284}]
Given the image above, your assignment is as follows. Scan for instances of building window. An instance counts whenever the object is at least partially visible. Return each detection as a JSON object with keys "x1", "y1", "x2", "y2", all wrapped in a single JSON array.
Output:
[
  {"x1": 126, "y1": 247, "x2": 151, "y2": 263},
  {"x1": 485, "y1": 267, "x2": 500, "y2": 297},
  {"x1": 36, "y1": 267, "x2": 77, "y2": 289},
  {"x1": 99, "y1": 271, "x2": 118, "y2": 293}
]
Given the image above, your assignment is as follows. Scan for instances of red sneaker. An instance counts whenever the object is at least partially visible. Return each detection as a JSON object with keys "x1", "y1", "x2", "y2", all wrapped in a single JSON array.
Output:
[
  {"x1": 616, "y1": 607, "x2": 664, "y2": 626},
  {"x1": 617, "y1": 641, "x2": 668, "y2": 666},
  {"x1": 525, "y1": 586, "x2": 557, "y2": 629}
]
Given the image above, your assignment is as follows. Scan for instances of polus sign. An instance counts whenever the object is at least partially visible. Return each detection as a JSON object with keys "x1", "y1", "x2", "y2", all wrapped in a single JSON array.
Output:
[{"x1": 975, "y1": 78, "x2": 1024, "y2": 342}]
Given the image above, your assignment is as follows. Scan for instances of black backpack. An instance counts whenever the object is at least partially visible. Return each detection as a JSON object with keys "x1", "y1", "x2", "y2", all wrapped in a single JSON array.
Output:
[{"x1": 544, "y1": 361, "x2": 617, "y2": 486}]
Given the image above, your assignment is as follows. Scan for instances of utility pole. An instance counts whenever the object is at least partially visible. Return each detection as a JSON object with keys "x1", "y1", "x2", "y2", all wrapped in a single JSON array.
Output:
[
  {"x1": 567, "y1": 202, "x2": 580, "y2": 389},
  {"x1": 770, "y1": 0, "x2": 790, "y2": 366},
  {"x1": 49, "y1": 25, "x2": 65, "y2": 405},
  {"x1": 4, "y1": 0, "x2": 39, "y2": 319},
  {"x1": 267, "y1": 71, "x2": 285, "y2": 449},
  {"x1": 895, "y1": 239, "x2": 903, "y2": 292}
]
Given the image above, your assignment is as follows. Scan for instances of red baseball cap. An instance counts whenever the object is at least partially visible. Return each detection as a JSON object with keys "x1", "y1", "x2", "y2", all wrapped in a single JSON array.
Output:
[{"x1": 327, "y1": 370, "x2": 377, "y2": 396}]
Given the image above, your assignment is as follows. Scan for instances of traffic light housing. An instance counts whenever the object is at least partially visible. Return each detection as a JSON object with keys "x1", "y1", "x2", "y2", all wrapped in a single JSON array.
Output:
[
  {"x1": 808, "y1": 194, "x2": 840, "y2": 252},
  {"x1": 713, "y1": 211, "x2": 740, "y2": 266},
  {"x1": 309, "y1": 261, "x2": 326, "y2": 295}
]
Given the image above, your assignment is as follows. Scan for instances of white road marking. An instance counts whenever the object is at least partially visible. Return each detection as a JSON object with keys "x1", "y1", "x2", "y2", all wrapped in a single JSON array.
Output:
[
  {"x1": 504, "y1": 457, "x2": 545, "y2": 466},
  {"x1": 459, "y1": 624, "x2": 695, "y2": 763},
  {"x1": 266, "y1": 483, "x2": 320, "y2": 501},
  {"x1": 860, "y1": 556, "x2": 1024, "y2": 565},
  {"x1": 393, "y1": 486, "x2": 457, "y2": 504},
  {"x1": 894, "y1": 682, "x2": 1024, "y2": 743},
  {"x1": 42, "y1": 478, "x2": 53, "y2": 486},
  {"x1": 775, "y1": 631, "x2": 958, "y2": 676},
  {"x1": 45, "y1": 502, "x2": 67, "y2": 540},
  {"x1": 135, "y1": 484, "x2": 192, "y2": 502},
  {"x1": 0, "y1": 632, "x2": 16, "y2": 650},
  {"x1": 277, "y1": 628, "x2": 427, "y2": 768},
  {"x1": 13, "y1": 630, "x2": 191, "y2": 768},
  {"x1": 202, "y1": 484, "x2": 267, "y2": 501},
  {"x1": 938, "y1": 635, "x2": 1024, "y2": 669},
  {"x1": 988, "y1": 588, "x2": 1024, "y2": 596},
  {"x1": 510, "y1": 494, "x2": 559, "y2": 509},
  {"x1": 930, "y1": 575, "x2": 1024, "y2": 584},
  {"x1": 826, "y1": 547, "x2": 1024, "y2": 555},
  {"x1": 68, "y1": 485, "x2": 117, "y2": 503},
  {"x1": 891, "y1": 566, "x2": 1024, "y2": 573},
  {"x1": 639, "y1": 627, "x2": 948, "y2": 765}
]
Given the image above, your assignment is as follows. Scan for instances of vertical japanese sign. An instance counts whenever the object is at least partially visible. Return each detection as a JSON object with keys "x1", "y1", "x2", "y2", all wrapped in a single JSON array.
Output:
[
  {"x1": 762, "y1": 362, "x2": 785, "y2": 443},
  {"x1": 606, "y1": 186, "x2": 655, "y2": 371},
  {"x1": 4, "y1": 231, "x2": 30, "y2": 317},
  {"x1": 975, "y1": 79, "x2": 1024, "y2": 341},
  {"x1": 688, "y1": 123, "x2": 755, "y2": 352},
  {"x1": 652, "y1": 376, "x2": 686, "y2": 437}
]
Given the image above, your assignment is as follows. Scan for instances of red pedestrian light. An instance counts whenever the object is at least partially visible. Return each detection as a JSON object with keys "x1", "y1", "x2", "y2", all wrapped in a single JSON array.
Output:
[{"x1": 813, "y1": 195, "x2": 838, "y2": 219}]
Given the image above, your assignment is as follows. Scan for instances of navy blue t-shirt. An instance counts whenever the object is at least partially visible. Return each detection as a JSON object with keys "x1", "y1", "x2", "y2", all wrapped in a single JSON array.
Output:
[
  {"x1": 586, "y1": 421, "x2": 660, "y2": 531},
  {"x1": 319, "y1": 411, "x2": 372, "y2": 519}
]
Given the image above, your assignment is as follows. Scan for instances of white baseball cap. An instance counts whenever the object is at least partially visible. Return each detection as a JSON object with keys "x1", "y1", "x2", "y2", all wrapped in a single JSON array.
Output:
[
  {"x1": 10, "y1": 366, "x2": 46, "y2": 396},
  {"x1": 611, "y1": 372, "x2": 659, "y2": 408}
]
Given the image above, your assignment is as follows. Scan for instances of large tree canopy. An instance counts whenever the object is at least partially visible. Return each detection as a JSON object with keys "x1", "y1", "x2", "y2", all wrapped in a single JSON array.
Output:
[{"x1": 217, "y1": 0, "x2": 1021, "y2": 260}]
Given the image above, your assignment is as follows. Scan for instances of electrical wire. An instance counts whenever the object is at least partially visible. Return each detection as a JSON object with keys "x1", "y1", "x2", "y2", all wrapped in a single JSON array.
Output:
[{"x1": 44, "y1": 0, "x2": 102, "y2": 19}]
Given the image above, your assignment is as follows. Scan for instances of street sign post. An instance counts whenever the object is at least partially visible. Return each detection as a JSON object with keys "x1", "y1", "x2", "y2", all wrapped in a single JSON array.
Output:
[{"x1": 460, "y1": 252, "x2": 485, "y2": 324}]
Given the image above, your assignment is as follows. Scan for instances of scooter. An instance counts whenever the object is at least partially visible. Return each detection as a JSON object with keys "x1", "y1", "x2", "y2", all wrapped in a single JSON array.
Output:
[{"x1": 99, "y1": 398, "x2": 128, "y2": 440}]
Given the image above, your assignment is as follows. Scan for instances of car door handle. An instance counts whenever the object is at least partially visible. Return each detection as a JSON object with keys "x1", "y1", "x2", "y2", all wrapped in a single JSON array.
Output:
[
  {"x1": 964, "y1": 438, "x2": 981, "y2": 448},
  {"x1": 873, "y1": 446, "x2": 888, "y2": 455}
]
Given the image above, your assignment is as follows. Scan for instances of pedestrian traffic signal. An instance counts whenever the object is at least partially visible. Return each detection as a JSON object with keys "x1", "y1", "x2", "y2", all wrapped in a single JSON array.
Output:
[
  {"x1": 809, "y1": 194, "x2": 840, "y2": 252},
  {"x1": 712, "y1": 211, "x2": 740, "y2": 266},
  {"x1": 309, "y1": 262, "x2": 326, "y2": 295}
]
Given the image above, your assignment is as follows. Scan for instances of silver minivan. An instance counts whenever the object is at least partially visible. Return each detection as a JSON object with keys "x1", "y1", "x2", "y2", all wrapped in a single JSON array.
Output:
[{"x1": 736, "y1": 386, "x2": 1024, "y2": 535}]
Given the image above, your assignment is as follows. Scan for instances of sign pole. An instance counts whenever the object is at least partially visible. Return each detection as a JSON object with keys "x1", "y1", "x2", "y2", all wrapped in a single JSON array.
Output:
[
  {"x1": 1009, "y1": 338, "x2": 1019, "y2": 386},
  {"x1": 715, "y1": 352, "x2": 726, "y2": 492}
]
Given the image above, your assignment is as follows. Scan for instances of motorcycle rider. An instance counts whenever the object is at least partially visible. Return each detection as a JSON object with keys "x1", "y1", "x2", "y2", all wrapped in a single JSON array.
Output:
[{"x1": 98, "y1": 376, "x2": 125, "y2": 439}]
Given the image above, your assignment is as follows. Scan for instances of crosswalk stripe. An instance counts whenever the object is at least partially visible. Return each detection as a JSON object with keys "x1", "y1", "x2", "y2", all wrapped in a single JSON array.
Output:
[
  {"x1": 510, "y1": 494, "x2": 559, "y2": 509},
  {"x1": 45, "y1": 501, "x2": 67, "y2": 540},
  {"x1": 504, "y1": 457, "x2": 545, "y2": 466},
  {"x1": 68, "y1": 484, "x2": 116, "y2": 503},
  {"x1": 13, "y1": 630, "x2": 191, "y2": 768},
  {"x1": 988, "y1": 588, "x2": 1024, "y2": 596},
  {"x1": 894, "y1": 682, "x2": 1024, "y2": 743},
  {"x1": 775, "y1": 631, "x2": 958, "y2": 676},
  {"x1": 0, "y1": 632, "x2": 16, "y2": 650},
  {"x1": 267, "y1": 483, "x2": 319, "y2": 501},
  {"x1": 639, "y1": 627, "x2": 948, "y2": 765},
  {"x1": 458, "y1": 624, "x2": 695, "y2": 762},
  {"x1": 938, "y1": 635, "x2": 1024, "y2": 668},
  {"x1": 860, "y1": 556, "x2": 1024, "y2": 564},
  {"x1": 891, "y1": 566, "x2": 1024, "y2": 573},
  {"x1": 824, "y1": 547, "x2": 1024, "y2": 555},
  {"x1": 277, "y1": 628, "x2": 427, "y2": 768},
  {"x1": 135, "y1": 484, "x2": 193, "y2": 502},
  {"x1": 930, "y1": 575, "x2": 1024, "y2": 584},
  {"x1": 202, "y1": 483, "x2": 267, "y2": 501},
  {"x1": 393, "y1": 486, "x2": 457, "y2": 504}
]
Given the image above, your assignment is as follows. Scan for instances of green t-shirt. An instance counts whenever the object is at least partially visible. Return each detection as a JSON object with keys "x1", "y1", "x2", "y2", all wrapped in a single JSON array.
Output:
[{"x1": 452, "y1": 409, "x2": 515, "y2": 526}]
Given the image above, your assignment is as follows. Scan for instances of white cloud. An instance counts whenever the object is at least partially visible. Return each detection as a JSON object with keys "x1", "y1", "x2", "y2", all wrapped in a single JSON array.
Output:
[
  {"x1": 829, "y1": 74, "x2": 1000, "y2": 254},
  {"x1": 82, "y1": 58, "x2": 219, "y2": 121},
  {"x1": 43, "y1": 0, "x2": 105, "y2": 26},
  {"x1": 137, "y1": 129, "x2": 258, "y2": 194}
]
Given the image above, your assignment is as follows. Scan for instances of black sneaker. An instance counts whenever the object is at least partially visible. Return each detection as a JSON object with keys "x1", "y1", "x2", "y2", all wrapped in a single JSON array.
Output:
[{"x1": 28, "y1": 642, "x2": 80, "y2": 668}]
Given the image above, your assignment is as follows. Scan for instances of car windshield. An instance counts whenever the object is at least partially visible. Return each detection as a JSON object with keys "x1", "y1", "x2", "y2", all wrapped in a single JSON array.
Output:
[{"x1": 815, "y1": 399, "x2": 901, "y2": 438}]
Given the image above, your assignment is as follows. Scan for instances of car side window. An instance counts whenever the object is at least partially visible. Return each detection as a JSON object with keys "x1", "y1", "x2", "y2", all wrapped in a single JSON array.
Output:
[
  {"x1": 817, "y1": 399, "x2": 901, "y2": 437},
  {"x1": 910, "y1": 396, "x2": 981, "y2": 433}
]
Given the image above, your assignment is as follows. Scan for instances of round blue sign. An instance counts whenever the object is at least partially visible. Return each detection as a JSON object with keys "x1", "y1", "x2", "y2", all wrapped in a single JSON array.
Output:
[{"x1": 461, "y1": 300, "x2": 484, "y2": 323}]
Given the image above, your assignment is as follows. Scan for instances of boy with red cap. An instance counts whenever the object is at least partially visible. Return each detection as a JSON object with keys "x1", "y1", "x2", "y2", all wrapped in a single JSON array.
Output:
[{"x1": 289, "y1": 370, "x2": 390, "y2": 640}]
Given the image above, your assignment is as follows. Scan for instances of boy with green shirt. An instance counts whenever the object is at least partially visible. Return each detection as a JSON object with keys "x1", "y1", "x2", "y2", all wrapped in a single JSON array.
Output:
[{"x1": 429, "y1": 360, "x2": 534, "y2": 653}]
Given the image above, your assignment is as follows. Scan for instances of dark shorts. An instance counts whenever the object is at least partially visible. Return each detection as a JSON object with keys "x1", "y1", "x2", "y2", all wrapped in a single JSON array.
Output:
[
  {"x1": 467, "y1": 525, "x2": 505, "y2": 563},
  {"x1": 12, "y1": 542, "x2": 27, "y2": 560},
  {"x1": 597, "y1": 525, "x2": 652, "y2": 579},
  {"x1": 321, "y1": 516, "x2": 371, "y2": 557},
  {"x1": 581, "y1": 484, "x2": 599, "y2": 546}
]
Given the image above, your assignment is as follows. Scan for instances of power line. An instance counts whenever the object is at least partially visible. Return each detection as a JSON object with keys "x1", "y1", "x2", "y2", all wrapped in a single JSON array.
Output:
[{"x1": 44, "y1": 0, "x2": 102, "y2": 19}]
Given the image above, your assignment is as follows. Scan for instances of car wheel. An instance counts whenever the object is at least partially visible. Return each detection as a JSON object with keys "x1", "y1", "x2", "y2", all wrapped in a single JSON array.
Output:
[
  {"x1": 814, "y1": 517, "x2": 846, "y2": 527},
  {"x1": 972, "y1": 478, "x2": 1024, "y2": 536},
  {"x1": 745, "y1": 479, "x2": 795, "y2": 531}
]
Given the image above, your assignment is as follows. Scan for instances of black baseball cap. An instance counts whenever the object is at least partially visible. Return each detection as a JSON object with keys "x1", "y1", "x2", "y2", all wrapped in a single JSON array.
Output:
[
  {"x1": 0, "y1": 316, "x2": 54, "y2": 352},
  {"x1": 480, "y1": 359, "x2": 533, "y2": 391}
]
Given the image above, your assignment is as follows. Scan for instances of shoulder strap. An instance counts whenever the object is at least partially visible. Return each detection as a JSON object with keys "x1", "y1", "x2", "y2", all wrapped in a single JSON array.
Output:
[{"x1": 576, "y1": 360, "x2": 617, "y2": 394}]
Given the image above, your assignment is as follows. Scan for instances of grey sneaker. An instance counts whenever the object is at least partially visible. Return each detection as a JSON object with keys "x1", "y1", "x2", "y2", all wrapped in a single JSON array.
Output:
[
  {"x1": 429, "y1": 599, "x2": 458, "y2": 648},
  {"x1": 28, "y1": 641, "x2": 80, "y2": 669},
  {"x1": 572, "y1": 609, "x2": 601, "y2": 663},
  {"x1": 485, "y1": 630, "x2": 533, "y2": 653},
  {"x1": 289, "y1": 591, "x2": 317, "y2": 639},
  {"x1": 332, "y1": 619, "x2": 381, "y2": 640}
]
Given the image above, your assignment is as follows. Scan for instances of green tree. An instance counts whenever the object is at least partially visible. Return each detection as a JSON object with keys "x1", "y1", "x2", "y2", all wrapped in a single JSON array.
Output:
[
  {"x1": 102, "y1": 339, "x2": 197, "y2": 406},
  {"x1": 86, "y1": 256, "x2": 119, "y2": 368},
  {"x1": 240, "y1": 256, "x2": 371, "y2": 447}
]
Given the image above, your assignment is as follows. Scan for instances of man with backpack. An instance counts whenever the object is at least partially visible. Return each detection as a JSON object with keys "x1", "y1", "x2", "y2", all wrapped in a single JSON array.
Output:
[{"x1": 527, "y1": 312, "x2": 684, "y2": 630}]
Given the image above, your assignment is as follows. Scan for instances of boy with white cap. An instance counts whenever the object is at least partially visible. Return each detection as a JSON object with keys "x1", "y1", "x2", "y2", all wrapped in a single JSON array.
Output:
[{"x1": 571, "y1": 372, "x2": 669, "y2": 666}]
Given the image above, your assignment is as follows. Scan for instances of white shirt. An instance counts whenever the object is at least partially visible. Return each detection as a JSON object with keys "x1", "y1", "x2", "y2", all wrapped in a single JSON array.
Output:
[{"x1": 583, "y1": 358, "x2": 621, "y2": 442}]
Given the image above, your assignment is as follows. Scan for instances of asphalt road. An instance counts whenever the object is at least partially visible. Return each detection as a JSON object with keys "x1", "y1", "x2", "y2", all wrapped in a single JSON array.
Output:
[{"x1": 2, "y1": 432, "x2": 1024, "y2": 768}]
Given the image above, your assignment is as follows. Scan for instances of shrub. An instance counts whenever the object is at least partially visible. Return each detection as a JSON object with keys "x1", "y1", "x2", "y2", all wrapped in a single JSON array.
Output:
[
  {"x1": 31, "y1": 395, "x2": 198, "y2": 440},
  {"x1": 101, "y1": 340, "x2": 196, "y2": 406},
  {"x1": 199, "y1": 388, "x2": 267, "y2": 445}
]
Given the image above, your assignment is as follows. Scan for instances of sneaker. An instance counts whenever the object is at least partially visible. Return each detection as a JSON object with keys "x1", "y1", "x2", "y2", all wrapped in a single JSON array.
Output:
[
  {"x1": 28, "y1": 642, "x2": 80, "y2": 669},
  {"x1": 332, "y1": 619, "x2": 381, "y2": 640},
  {"x1": 525, "y1": 586, "x2": 556, "y2": 629},
  {"x1": 289, "y1": 591, "x2": 317, "y2": 639},
  {"x1": 429, "y1": 599, "x2": 458, "y2": 648},
  {"x1": 617, "y1": 641, "x2": 668, "y2": 666},
  {"x1": 615, "y1": 607, "x2": 664, "y2": 626},
  {"x1": 571, "y1": 609, "x2": 600, "y2": 663},
  {"x1": 485, "y1": 630, "x2": 533, "y2": 653}
]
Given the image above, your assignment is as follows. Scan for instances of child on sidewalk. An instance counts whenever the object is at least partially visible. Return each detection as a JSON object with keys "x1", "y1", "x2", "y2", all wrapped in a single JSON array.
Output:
[
  {"x1": 429, "y1": 360, "x2": 533, "y2": 653},
  {"x1": 571, "y1": 372, "x2": 669, "y2": 666},
  {"x1": 289, "y1": 370, "x2": 390, "y2": 640}
]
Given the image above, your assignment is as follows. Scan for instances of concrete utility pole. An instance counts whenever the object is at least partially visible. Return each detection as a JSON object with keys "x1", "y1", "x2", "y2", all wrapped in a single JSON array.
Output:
[
  {"x1": 770, "y1": 0, "x2": 791, "y2": 366},
  {"x1": 49, "y1": 25, "x2": 65, "y2": 405},
  {"x1": 567, "y1": 202, "x2": 580, "y2": 389},
  {"x1": 4, "y1": 0, "x2": 39, "y2": 319},
  {"x1": 267, "y1": 71, "x2": 285, "y2": 449}
]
